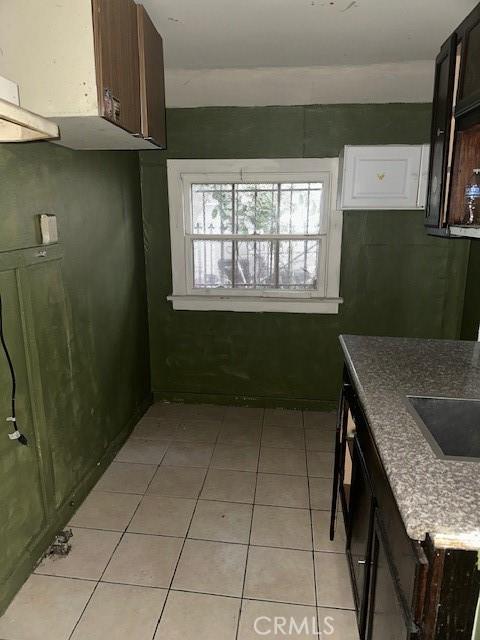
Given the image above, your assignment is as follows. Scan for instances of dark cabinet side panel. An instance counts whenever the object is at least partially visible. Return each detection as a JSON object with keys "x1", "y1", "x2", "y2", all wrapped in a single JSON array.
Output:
[
  {"x1": 425, "y1": 36, "x2": 457, "y2": 230},
  {"x1": 137, "y1": 4, "x2": 167, "y2": 147},
  {"x1": 92, "y1": 0, "x2": 141, "y2": 134}
]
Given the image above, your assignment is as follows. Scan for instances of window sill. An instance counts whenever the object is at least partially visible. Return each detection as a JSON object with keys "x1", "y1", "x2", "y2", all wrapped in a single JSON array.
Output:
[{"x1": 167, "y1": 295, "x2": 343, "y2": 314}]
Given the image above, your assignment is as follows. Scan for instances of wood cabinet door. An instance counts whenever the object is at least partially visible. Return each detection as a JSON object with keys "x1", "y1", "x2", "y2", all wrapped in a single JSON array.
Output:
[
  {"x1": 341, "y1": 146, "x2": 423, "y2": 210},
  {"x1": 137, "y1": 4, "x2": 166, "y2": 148},
  {"x1": 457, "y1": 4, "x2": 480, "y2": 118},
  {"x1": 0, "y1": 270, "x2": 47, "y2": 590},
  {"x1": 425, "y1": 36, "x2": 457, "y2": 229},
  {"x1": 92, "y1": 0, "x2": 141, "y2": 135},
  {"x1": 347, "y1": 437, "x2": 376, "y2": 638},
  {"x1": 366, "y1": 516, "x2": 417, "y2": 640}
]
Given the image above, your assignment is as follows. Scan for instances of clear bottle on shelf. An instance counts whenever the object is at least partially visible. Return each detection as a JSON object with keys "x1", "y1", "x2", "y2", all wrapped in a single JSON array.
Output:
[{"x1": 462, "y1": 168, "x2": 480, "y2": 225}]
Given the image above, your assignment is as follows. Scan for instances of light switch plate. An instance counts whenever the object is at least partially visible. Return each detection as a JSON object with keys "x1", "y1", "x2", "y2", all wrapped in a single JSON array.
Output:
[{"x1": 39, "y1": 214, "x2": 58, "y2": 245}]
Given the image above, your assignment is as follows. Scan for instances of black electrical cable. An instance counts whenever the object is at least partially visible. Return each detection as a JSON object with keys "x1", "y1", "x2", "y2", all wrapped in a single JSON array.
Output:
[{"x1": 0, "y1": 294, "x2": 28, "y2": 446}]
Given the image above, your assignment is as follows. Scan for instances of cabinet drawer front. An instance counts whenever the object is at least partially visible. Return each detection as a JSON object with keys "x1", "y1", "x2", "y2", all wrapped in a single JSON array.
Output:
[{"x1": 341, "y1": 146, "x2": 422, "y2": 209}]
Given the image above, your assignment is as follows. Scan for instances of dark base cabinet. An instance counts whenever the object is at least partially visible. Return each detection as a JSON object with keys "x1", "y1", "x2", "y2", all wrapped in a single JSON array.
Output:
[
  {"x1": 366, "y1": 515, "x2": 418, "y2": 640},
  {"x1": 331, "y1": 366, "x2": 480, "y2": 640}
]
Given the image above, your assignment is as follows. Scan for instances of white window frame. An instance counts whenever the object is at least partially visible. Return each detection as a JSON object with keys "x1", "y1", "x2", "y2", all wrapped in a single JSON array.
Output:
[{"x1": 167, "y1": 158, "x2": 343, "y2": 314}]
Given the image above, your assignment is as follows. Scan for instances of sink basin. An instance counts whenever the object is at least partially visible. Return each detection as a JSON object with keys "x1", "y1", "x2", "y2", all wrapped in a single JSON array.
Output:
[{"x1": 406, "y1": 396, "x2": 480, "y2": 462}]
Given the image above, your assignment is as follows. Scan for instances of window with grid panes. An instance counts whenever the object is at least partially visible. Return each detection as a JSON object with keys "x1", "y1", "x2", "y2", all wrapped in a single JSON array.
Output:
[{"x1": 167, "y1": 159, "x2": 343, "y2": 314}]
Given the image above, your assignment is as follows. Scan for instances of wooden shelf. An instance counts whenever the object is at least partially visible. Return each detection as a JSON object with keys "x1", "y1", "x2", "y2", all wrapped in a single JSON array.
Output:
[
  {"x1": 450, "y1": 225, "x2": 480, "y2": 238},
  {"x1": 448, "y1": 124, "x2": 480, "y2": 225}
]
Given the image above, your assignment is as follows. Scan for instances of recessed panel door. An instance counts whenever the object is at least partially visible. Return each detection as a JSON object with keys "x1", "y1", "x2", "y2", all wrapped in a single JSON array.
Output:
[{"x1": 0, "y1": 270, "x2": 45, "y2": 585}]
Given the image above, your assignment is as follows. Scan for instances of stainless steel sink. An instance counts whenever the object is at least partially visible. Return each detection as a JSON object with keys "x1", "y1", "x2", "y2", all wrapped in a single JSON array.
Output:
[{"x1": 406, "y1": 396, "x2": 480, "y2": 462}]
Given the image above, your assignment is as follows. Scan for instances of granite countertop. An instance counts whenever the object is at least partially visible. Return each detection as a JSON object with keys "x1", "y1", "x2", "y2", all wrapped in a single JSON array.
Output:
[{"x1": 340, "y1": 334, "x2": 480, "y2": 550}]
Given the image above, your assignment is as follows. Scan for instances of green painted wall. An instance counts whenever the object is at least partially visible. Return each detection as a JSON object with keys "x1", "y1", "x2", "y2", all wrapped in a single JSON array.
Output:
[
  {"x1": 141, "y1": 104, "x2": 470, "y2": 408},
  {"x1": 461, "y1": 239, "x2": 480, "y2": 340},
  {"x1": 0, "y1": 142, "x2": 150, "y2": 613}
]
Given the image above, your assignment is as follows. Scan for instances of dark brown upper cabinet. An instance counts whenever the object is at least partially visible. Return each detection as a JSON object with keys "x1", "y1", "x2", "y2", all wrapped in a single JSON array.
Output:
[
  {"x1": 137, "y1": 4, "x2": 167, "y2": 148},
  {"x1": 425, "y1": 36, "x2": 457, "y2": 231},
  {"x1": 92, "y1": 0, "x2": 142, "y2": 135},
  {"x1": 457, "y1": 5, "x2": 480, "y2": 118},
  {"x1": 92, "y1": 0, "x2": 166, "y2": 147},
  {"x1": 0, "y1": 0, "x2": 166, "y2": 150},
  {"x1": 425, "y1": 2, "x2": 480, "y2": 238}
]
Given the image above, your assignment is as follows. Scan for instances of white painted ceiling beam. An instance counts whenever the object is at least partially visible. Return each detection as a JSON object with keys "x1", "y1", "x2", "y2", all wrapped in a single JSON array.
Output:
[{"x1": 165, "y1": 61, "x2": 434, "y2": 108}]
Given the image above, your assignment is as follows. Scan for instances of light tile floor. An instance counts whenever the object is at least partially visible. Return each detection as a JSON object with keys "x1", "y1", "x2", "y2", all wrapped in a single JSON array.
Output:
[{"x1": 0, "y1": 404, "x2": 359, "y2": 640}]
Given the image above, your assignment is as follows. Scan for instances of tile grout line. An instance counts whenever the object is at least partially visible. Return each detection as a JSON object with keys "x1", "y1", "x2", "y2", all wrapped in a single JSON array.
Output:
[
  {"x1": 23, "y1": 406, "x2": 336, "y2": 640},
  {"x1": 234, "y1": 408, "x2": 265, "y2": 640},
  {"x1": 303, "y1": 410, "x2": 322, "y2": 635},
  {"x1": 66, "y1": 435, "x2": 172, "y2": 640},
  {"x1": 150, "y1": 406, "x2": 228, "y2": 640}
]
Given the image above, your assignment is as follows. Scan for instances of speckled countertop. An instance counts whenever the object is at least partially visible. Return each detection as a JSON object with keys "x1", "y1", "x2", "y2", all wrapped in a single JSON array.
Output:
[{"x1": 340, "y1": 334, "x2": 480, "y2": 550}]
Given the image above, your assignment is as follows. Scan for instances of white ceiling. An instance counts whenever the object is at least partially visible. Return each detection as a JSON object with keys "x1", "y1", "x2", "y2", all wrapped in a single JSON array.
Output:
[{"x1": 142, "y1": 0, "x2": 477, "y2": 70}]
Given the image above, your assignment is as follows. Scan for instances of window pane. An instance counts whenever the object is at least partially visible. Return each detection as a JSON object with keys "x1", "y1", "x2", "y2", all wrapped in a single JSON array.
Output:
[
  {"x1": 192, "y1": 239, "x2": 319, "y2": 290},
  {"x1": 235, "y1": 241, "x2": 276, "y2": 288},
  {"x1": 278, "y1": 240, "x2": 319, "y2": 289},
  {"x1": 191, "y1": 182, "x2": 323, "y2": 236},
  {"x1": 193, "y1": 240, "x2": 233, "y2": 288},
  {"x1": 192, "y1": 184, "x2": 233, "y2": 234},
  {"x1": 279, "y1": 184, "x2": 323, "y2": 234},
  {"x1": 235, "y1": 185, "x2": 278, "y2": 235}
]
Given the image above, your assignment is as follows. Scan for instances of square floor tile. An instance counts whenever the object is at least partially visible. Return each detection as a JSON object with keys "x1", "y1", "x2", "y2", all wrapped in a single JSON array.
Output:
[
  {"x1": 200, "y1": 469, "x2": 256, "y2": 503},
  {"x1": 305, "y1": 428, "x2": 335, "y2": 452},
  {"x1": 255, "y1": 473, "x2": 309, "y2": 508},
  {"x1": 315, "y1": 552, "x2": 355, "y2": 609},
  {"x1": 174, "y1": 420, "x2": 221, "y2": 443},
  {"x1": 174, "y1": 404, "x2": 225, "y2": 422},
  {"x1": 128, "y1": 495, "x2": 196, "y2": 536},
  {"x1": 224, "y1": 406, "x2": 264, "y2": 425},
  {"x1": 244, "y1": 546, "x2": 315, "y2": 605},
  {"x1": 189, "y1": 500, "x2": 252, "y2": 543},
  {"x1": 69, "y1": 491, "x2": 141, "y2": 531},
  {"x1": 250, "y1": 505, "x2": 312, "y2": 550},
  {"x1": 162, "y1": 442, "x2": 214, "y2": 467},
  {"x1": 35, "y1": 528, "x2": 121, "y2": 580},
  {"x1": 147, "y1": 466, "x2": 206, "y2": 498},
  {"x1": 259, "y1": 447, "x2": 307, "y2": 475},
  {"x1": 210, "y1": 444, "x2": 259, "y2": 471},
  {"x1": 262, "y1": 426, "x2": 305, "y2": 449},
  {"x1": 115, "y1": 438, "x2": 168, "y2": 465},
  {"x1": 71, "y1": 582, "x2": 167, "y2": 640},
  {"x1": 312, "y1": 511, "x2": 346, "y2": 553},
  {"x1": 309, "y1": 477, "x2": 332, "y2": 511},
  {"x1": 238, "y1": 600, "x2": 318, "y2": 639},
  {"x1": 303, "y1": 411, "x2": 337, "y2": 429},
  {"x1": 172, "y1": 539, "x2": 247, "y2": 597},
  {"x1": 95, "y1": 462, "x2": 156, "y2": 494},
  {"x1": 318, "y1": 607, "x2": 359, "y2": 639},
  {"x1": 155, "y1": 590, "x2": 240, "y2": 640},
  {"x1": 264, "y1": 408, "x2": 303, "y2": 428},
  {"x1": 0, "y1": 574, "x2": 95, "y2": 640},
  {"x1": 103, "y1": 533, "x2": 183, "y2": 587},
  {"x1": 145, "y1": 403, "x2": 186, "y2": 419},
  {"x1": 131, "y1": 417, "x2": 178, "y2": 440},
  {"x1": 307, "y1": 451, "x2": 334, "y2": 478},
  {"x1": 218, "y1": 423, "x2": 262, "y2": 445}
]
